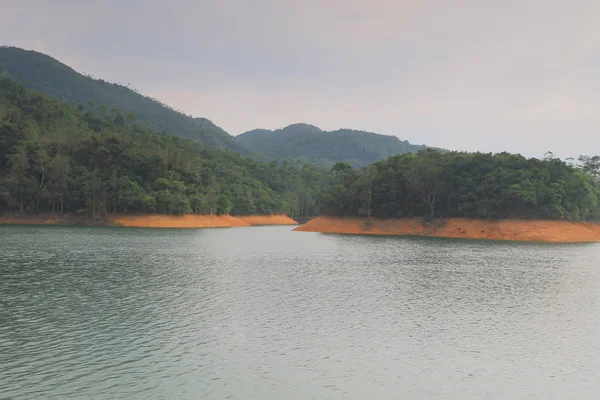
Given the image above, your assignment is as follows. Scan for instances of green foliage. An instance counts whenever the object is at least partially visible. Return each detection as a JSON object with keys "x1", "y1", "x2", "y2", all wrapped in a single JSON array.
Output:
[
  {"x1": 0, "y1": 47, "x2": 442, "y2": 167},
  {"x1": 0, "y1": 46, "x2": 247, "y2": 153},
  {"x1": 0, "y1": 77, "x2": 334, "y2": 218},
  {"x1": 116, "y1": 176, "x2": 143, "y2": 212},
  {"x1": 236, "y1": 123, "x2": 431, "y2": 168},
  {"x1": 319, "y1": 149, "x2": 600, "y2": 221},
  {"x1": 579, "y1": 155, "x2": 600, "y2": 180},
  {"x1": 216, "y1": 194, "x2": 233, "y2": 215}
]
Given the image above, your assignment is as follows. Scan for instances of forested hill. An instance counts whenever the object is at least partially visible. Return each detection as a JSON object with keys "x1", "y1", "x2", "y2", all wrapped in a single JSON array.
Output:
[
  {"x1": 0, "y1": 77, "x2": 334, "y2": 218},
  {"x1": 0, "y1": 46, "x2": 246, "y2": 153},
  {"x1": 0, "y1": 47, "x2": 436, "y2": 166},
  {"x1": 3, "y1": 72, "x2": 598, "y2": 222},
  {"x1": 318, "y1": 150, "x2": 600, "y2": 221},
  {"x1": 236, "y1": 123, "x2": 429, "y2": 167}
]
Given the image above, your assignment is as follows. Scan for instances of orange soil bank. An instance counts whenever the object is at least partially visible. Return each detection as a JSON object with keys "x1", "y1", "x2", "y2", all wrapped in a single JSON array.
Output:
[
  {"x1": 0, "y1": 213, "x2": 97, "y2": 226},
  {"x1": 293, "y1": 216, "x2": 600, "y2": 243},
  {"x1": 236, "y1": 214, "x2": 298, "y2": 225},
  {"x1": 110, "y1": 214, "x2": 251, "y2": 228},
  {"x1": 0, "y1": 213, "x2": 298, "y2": 229}
]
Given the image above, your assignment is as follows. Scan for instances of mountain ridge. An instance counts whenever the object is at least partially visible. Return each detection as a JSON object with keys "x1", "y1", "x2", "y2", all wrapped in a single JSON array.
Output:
[
  {"x1": 0, "y1": 46, "x2": 246, "y2": 153},
  {"x1": 1, "y1": 46, "x2": 434, "y2": 166},
  {"x1": 236, "y1": 123, "x2": 429, "y2": 167}
]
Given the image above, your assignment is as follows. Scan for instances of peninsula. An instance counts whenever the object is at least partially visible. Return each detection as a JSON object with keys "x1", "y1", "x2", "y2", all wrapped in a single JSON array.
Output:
[{"x1": 294, "y1": 216, "x2": 600, "y2": 243}]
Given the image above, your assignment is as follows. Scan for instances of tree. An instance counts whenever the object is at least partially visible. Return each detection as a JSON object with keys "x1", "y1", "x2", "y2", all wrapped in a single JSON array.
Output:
[
  {"x1": 331, "y1": 162, "x2": 353, "y2": 186},
  {"x1": 125, "y1": 111, "x2": 137, "y2": 126},
  {"x1": 284, "y1": 191, "x2": 300, "y2": 219},
  {"x1": 358, "y1": 165, "x2": 377, "y2": 218},
  {"x1": 114, "y1": 113, "x2": 125, "y2": 126},
  {"x1": 171, "y1": 193, "x2": 190, "y2": 215},
  {"x1": 154, "y1": 190, "x2": 172, "y2": 215},
  {"x1": 140, "y1": 194, "x2": 157, "y2": 212},
  {"x1": 107, "y1": 169, "x2": 119, "y2": 214},
  {"x1": 85, "y1": 169, "x2": 104, "y2": 219},
  {"x1": 116, "y1": 176, "x2": 143, "y2": 212},
  {"x1": 404, "y1": 151, "x2": 445, "y2": 218},
  {"x1": 32, "y1": 145, "x2": 49, "y2": 211},
  {"x1": 47, "y1": 154, "x2": 71, "y2": 212},
  {"x1": 6, "y1": 146, "x2": 33, "y2": 212},
  {"x1": 579, "y1": 155, "x2": 600, "y2": 181},
  {"x1": 189, "y1": 194, "x2": 207, "y2": 214},
  {"x1": 216, "y1": 194, "x2": 232, "y2": 215}
]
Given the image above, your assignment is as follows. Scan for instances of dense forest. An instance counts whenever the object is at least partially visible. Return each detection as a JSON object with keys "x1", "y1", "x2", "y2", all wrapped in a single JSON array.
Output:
[
  {"x1": 0, "y1": 77, "x2": 335, "y2": 218},
  {"x1": 0, "y1": 46, "x2": 247, "y2": 153},
  {"x1": 237, "y1": 123, "x2": 429, "y2": 168},
  {"x1": 318, "y1": 150, "x2": 600, "y2": 221},
  {"x1": 2, "y1": 47, "x2": 599, "y2": 223}
]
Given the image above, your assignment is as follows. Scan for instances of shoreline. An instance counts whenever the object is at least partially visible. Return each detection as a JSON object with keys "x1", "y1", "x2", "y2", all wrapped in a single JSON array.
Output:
[
  {"x1": 0, "y1": 213, "x2": 298, "y2": 228},
  {"x1": 293, "y1": 216, "x2": 600, "y2": 243}
]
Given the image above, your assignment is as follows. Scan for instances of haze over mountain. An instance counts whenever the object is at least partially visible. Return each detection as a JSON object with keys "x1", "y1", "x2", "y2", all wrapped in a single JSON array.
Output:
[
  {"x1": 238, "y1": 123, "x2": 428, "y2": 167},
  {"x1": 0, "y1": 46, "x2": 431, "y2": 166},
  {"x1": 3, "y1": 1, "x2": 598, "y2": 159}
]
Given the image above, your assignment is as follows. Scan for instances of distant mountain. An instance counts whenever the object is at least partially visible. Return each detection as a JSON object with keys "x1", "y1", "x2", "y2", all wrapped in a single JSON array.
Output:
[
  {"x1": 0, "y1": 46, "x2": 246, "y2": 153},
  {"x1": 0, "y1": 46, "x2": 435, "y2": 165},
  {"x1": 236, "y1": 123, "x2": 429, "y2": 167}
]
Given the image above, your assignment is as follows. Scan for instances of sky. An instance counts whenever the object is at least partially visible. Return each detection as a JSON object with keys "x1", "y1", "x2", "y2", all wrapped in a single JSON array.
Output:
[{"x1": 2, "y1": 0, "x2": 599, "y2": 159}]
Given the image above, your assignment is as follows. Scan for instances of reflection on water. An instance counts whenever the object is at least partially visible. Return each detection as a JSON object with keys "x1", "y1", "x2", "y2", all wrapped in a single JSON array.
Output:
[{"x1": 1, "y1": 225, "x2": 600, "y2": 399}]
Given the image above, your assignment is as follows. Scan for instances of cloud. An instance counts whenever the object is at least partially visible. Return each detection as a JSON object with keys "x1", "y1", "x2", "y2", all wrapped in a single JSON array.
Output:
[{"x1": 1, "y1": 0, "x2": 599, "y2": 159}]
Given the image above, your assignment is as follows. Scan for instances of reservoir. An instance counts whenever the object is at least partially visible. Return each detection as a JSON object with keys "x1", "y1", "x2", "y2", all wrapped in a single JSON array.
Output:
[{"x1": 1, "y1": 225, "x2": 600, "y2": 399}]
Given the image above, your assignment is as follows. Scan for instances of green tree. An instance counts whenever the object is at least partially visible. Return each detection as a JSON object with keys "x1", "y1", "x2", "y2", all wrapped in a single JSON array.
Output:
[
  {"x1": 31, "y1": 145, "x2": 50, "y2": 211},
  {"x1": 405, "y1": 151, "x2": 445, "y2": 218},
  {"x1": 85, "y1": 169, "x2": 104, "y2": 219},
  {"x1": 171, "y1": 193, "x2": 190, "y2": 215},
  {"x1": 47, "y1": 154, "x2": 71, "y2": 212},
  {"x1": 216, "y1": 194, "x2": 232, "y2": 215},
  {"x1": 155, "y1": 190, "x2": 172, "y2": 215},
  {"x1": 579, "y1": 155, "x2": 600, "y2": 180},
  {"x1": 117, "y1": 176, "x2": 144, "y2": 212},
  {"x1": 6, "y1": 146, "x2": 33, "y2": 212},
  {"x1": 125, "y1": 111, "x2": 137, "y2": 126},
  {"x1": 358, "y1": 165, "x2": 377, "y2": 218},
  {"x1": 140, "y1": 194, "x2": 157, "y2": 212},
  {"x1": 331, "y1": 162, "x2": 354, "y2": 186}
]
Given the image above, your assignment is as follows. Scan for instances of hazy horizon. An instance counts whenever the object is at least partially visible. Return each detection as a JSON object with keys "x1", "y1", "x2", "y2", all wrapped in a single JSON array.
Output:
[{"x1": 2, "y1": 0, "x2": 599, "y2": 159}]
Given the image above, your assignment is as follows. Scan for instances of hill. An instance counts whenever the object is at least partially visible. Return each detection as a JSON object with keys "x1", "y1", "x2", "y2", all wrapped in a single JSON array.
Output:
[
  {"x1": 0, "y1": 76, "x2": 334, "y2": 219},
  {"x1": 317, "y1": 149, "x2": 600, "y2": 221},
  {"x1": 0, "y1": 46, "x2": 246, "y2": 153},
  {"x1": 0, "y1": 47, "x2": 435, "y2": 165},
  {"x1": 235, "y1": 123, "x2": 429, "y2": 167}
]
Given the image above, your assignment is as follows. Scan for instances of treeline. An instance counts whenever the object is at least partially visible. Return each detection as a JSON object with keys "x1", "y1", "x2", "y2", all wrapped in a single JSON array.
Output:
[
  {"x1": 319, "y1": 150, "x2": 600, "y2": 221},
  {"x1": 0, "y1": 77, "x2": 335, "y2": 218},
  {"x1": 4, "y1": 74, "x2": 598, "y2": 223}
]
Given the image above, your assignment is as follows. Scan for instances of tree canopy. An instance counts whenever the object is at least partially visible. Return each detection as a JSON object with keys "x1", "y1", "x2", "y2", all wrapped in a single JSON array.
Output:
[
  {"x1": 3, "y1": 50, "x2": 597, "y2": 223},
  {"x1": 318, "y1": 149, "x2": 600, "y2": 221},
  {"x1": 0, "y1": 77, "x2": 335, "y2": 218}
]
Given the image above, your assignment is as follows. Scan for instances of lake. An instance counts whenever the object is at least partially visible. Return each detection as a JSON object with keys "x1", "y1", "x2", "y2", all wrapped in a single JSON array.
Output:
[{"x1": 1, "y1": 225, "x2": 600, "y2": 399}]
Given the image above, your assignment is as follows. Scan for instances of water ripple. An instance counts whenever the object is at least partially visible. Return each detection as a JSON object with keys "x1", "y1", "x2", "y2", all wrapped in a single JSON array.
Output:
[{"x1": 1, "y1": 226, "x2": 600, "y2": 399}]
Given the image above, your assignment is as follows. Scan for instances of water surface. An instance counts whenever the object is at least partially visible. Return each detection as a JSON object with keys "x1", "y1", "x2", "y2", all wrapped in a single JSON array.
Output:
[{"x1": 1, "y1": 225, "x2": 600, "y2": 399}]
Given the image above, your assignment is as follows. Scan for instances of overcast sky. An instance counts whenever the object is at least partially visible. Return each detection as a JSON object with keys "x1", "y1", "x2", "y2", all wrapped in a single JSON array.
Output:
[{"x1": 2, "y1": 0, "x2": 599, "y2": 158}]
